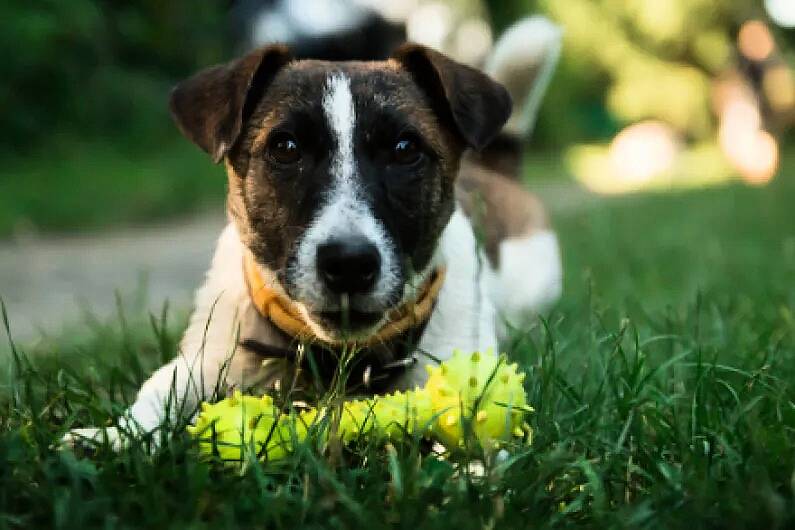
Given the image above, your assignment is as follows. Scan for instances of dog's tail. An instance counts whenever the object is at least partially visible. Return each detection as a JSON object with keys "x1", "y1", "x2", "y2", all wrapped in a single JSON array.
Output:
[{"x1": 473, "y1": 16, "x2": 563, "y2": 177}]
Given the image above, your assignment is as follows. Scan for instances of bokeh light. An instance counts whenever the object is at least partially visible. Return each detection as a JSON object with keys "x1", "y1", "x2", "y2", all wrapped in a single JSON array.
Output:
[
  {"x1": 738, "y1": 20, "x2": 775, "y2": 62},
  {"x1": 717, "y1": 88, "x2": 779, "y2": 185},
  {"x1": 719, "y1": 123, "x2": 779, "y2": 186},
  {"x1": 609, "y1": 121, "x2": 680, "y2": 185},
  {"x1": 742, "y1": 131, "x2": 779, "y2": 186}
]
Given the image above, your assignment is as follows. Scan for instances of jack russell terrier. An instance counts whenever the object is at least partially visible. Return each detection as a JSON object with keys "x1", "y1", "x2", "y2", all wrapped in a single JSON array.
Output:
[{"x1": 65, "y1": 18, "x2": 563, "y2": 449}]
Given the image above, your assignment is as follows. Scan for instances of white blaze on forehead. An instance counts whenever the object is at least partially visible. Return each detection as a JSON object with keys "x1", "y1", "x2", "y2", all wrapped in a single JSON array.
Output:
[
  {"x1": 289, "y1": 72, "x2": 401, "y2": 318},
  {"x1": 323, "y1": 73, "x2": 356, "y2": 184}
]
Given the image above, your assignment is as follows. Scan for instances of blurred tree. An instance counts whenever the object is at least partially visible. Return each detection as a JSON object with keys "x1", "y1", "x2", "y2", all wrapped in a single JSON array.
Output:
[
  {"x1": 483, "y1": 0, "x2": 538, "y2": 34},
  {"x1": 0, "y1": 0, "x2": 229, "y2": 151},
  {"x1": 484, "y1": 0, "x2": 769, "y2": 148}
]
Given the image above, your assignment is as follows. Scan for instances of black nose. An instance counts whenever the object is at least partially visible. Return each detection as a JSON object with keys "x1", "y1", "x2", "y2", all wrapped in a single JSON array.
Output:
[{"x1": 316, "y1": 237, "x2": 381, "y2": 294}]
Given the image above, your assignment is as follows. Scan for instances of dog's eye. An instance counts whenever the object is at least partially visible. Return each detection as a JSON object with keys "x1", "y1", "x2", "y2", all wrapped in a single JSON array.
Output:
[
  {"x1": 266, "y1": 132, "x2": 301, "y2": 165},
  {"x1": 393, "y1": 134, "x2": 422, "y2": 166}
]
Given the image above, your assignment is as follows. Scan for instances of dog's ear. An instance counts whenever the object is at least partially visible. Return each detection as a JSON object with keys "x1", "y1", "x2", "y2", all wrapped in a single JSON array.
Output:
[
  {"x1": 392, "y1": 44, "x2": 512, "y2": 151},
  {"x1": 170, "y1": 44, "x2": 292, "y2": 163}
]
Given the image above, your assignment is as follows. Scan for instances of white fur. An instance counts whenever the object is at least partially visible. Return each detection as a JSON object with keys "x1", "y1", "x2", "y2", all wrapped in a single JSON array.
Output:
[
  {"x1": 324, "y1": 73, "x2": 356, "y2": 184},
  {"x1": 417, "y1": 209, "x2": 498, "y2": 359},
  {"x1": 291, "y1": 73, "x2": 401, "y2": 317},
  {"x1": 120, "y1": 224, "x2": 251, "y2": 430},
  {"x1": 485, "y1": 230, "x2": 563, "y2": 336}
]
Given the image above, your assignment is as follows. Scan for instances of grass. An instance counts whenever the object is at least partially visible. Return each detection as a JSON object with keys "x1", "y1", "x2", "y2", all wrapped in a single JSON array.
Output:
[
  {"x1": 1, "y1": 167, "x2": 795, "y2": 528},
  {"x1": 0, "y1": 137, "x2": 225, "y2": 238}
]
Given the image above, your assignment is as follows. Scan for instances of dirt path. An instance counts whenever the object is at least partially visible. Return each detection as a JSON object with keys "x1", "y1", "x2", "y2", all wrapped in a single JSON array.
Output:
[{"x1": 0, "y1": 212, "x2": 227, "y2": 342}]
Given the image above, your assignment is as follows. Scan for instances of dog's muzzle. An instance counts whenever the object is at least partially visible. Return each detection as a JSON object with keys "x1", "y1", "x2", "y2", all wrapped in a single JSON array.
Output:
[{"x1": 244, "y1": 251, "x2": 446, "y2": 347}]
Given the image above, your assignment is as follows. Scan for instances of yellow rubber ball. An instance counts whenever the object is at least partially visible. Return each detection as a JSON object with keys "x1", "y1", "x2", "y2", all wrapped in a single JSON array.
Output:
[
  {"x1": 187, "y1": 391, "x2": 293, "y2": 461},
  {"x1": 425, "y1": 350, "x2": 531, "y2": 447}
]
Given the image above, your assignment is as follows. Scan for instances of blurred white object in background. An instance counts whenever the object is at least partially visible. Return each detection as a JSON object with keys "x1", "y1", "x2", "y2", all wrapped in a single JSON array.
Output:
[
  {"x1": 286, "y1": 0, "x2": 366, "y2": 35},
  {"x1": 246, "y1": 0, "x2": 562, "y2": 141},
  {"x1": 254, "y1": 0, "x2": 369, "y2": 45},
  {"x1": 243, "y1": 0, "x2": 404, "y2": 60},
  {"x1": 360, "y1": 0, "x2": 494, "y2": 65},
  {"x1": 453, "y1": 17, "x2": 493, "y2": 65},
  {"x1": 406, "y1": 2, "x2": 454, "y2": 50},
  {"x1": 765, "y1": 0, "x2": 795, "y2": 28}
]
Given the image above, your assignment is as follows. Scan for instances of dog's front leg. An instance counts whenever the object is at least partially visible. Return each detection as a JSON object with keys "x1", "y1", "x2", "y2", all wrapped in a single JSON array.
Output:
[
  {"x1": 63, "y1": 224, "x2": 259, "y2": 451},
  {"x1": 127, "y1": 302, "x2": 250, "y2": 435},
  {"x1": 63, "y1": 289, "x2": 253, "y2": 450}
]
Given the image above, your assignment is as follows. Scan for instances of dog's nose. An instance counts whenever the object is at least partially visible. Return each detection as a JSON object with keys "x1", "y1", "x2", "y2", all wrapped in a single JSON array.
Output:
[{"x1": 316, "y1": 237, "x2": 381, "y2": 294}]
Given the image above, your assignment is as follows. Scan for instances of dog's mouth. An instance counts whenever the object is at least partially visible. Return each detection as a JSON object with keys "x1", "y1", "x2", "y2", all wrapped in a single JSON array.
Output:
[
  {"x1": 315, "y1": 308, "x2": 384, "y2": 334},
  {"x1": 312, "y1": 291, "x2": 398, "y2": 335},
  {"x1": 281, "y1": 284, "x2": 398, "y2": 337},
  {"x1": 280, "y1": 252, "x2": 406, "y2": 338}
]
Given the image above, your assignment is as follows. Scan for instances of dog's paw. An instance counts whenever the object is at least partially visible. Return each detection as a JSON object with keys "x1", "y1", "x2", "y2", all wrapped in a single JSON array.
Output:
[{"x1": 60, "y1": 427, "x2": 128, "y2": 453}]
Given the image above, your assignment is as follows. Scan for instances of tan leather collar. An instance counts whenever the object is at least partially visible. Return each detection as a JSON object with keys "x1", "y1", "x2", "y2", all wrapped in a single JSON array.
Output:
[{"x1": 243, "y1": 252, "x2": 445, "y2": 348}]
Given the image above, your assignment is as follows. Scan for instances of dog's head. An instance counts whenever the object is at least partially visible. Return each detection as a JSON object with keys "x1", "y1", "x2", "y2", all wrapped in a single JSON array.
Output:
[{"x1": 170, "y1": 44, "x2": 510, "y2": 339}]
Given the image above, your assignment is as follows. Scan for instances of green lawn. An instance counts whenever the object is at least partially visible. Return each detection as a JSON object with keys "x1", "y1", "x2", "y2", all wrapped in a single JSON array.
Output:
[
  {"x1": 1, "y1": 168, "x2": 794, "y2": 528},
  {"x1": 0, "y1": 138, "x2": 225, "y2": 238}
]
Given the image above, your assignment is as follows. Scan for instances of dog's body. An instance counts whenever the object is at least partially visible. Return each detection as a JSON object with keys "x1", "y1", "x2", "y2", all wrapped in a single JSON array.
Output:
[{"x1": 66, "y1": 18, "x2": 563, "y2": 447}]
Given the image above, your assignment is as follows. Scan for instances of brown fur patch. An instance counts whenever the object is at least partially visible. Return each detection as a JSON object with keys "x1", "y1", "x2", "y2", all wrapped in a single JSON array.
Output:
[{"x1": 457, "y1": 156, "x2": 549, "y2": 265}]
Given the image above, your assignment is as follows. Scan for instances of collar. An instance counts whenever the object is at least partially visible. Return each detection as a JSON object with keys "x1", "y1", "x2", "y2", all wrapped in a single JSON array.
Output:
[{"x1": 243, "y1": 251, "x2": 446, "y2": 348}]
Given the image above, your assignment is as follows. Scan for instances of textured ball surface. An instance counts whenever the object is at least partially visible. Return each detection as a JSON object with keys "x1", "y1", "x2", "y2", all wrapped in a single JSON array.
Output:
[
  {"x1": 338, "y1": 388, "x2": 434, "y2": 442},
  {"x1": 425, "y1": 350, "x2": 531, "y2": 447},
  {"x1": 187, "y1": 391, "x2": 294, "y2": 461}
]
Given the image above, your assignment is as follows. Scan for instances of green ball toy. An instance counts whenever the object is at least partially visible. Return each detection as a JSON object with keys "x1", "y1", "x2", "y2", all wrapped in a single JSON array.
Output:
[
  {"x1": 188, "y1": 350, "x2": 532, "y2": 461},
  {"x1": 424, "y1": 350, "x2": 532, "y2": 447}
]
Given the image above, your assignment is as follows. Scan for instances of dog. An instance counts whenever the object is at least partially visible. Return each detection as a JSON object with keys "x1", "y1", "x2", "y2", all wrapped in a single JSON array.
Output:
[{"x1": 65, "y1": 18, "x2": 563, "y2": 449}]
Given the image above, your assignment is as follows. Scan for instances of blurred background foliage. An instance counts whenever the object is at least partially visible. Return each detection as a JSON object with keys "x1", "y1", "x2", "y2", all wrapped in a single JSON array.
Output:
[
  {"x1": 489, "y1": 0, "x2": 793, "y2": 144},
  {"x1": 0, "y1": 0, "x2": 793, "y2": 235},
  {"x1": 0, "y1": 0, "x2": 231, "y2": 235},
  {"x1": 0, "y1": 0, "x2": 228, "y2": 149}
]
